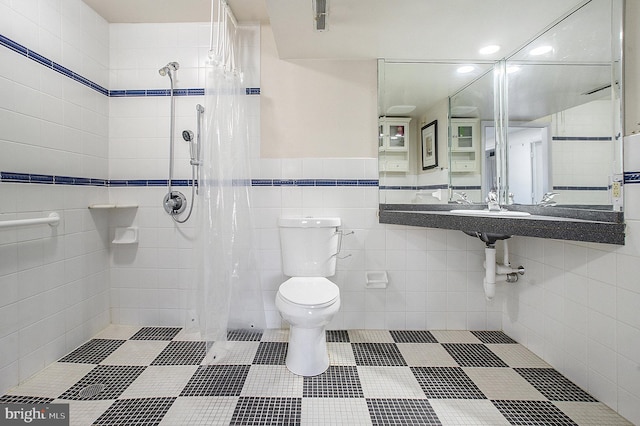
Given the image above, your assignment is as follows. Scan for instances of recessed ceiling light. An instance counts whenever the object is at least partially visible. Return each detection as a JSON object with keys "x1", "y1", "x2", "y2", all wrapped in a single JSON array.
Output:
[
  {"x1": 386, "y1": 105, "x2": 416, "y2": 114},
  {"x1": 457, "y1": 65, "x2": 475, "y2": 74},
  {"x1": 530, "y1": 45, "x2": 553, "y2": 56},
  {"x1": 479, "y1": 45, "x2": 501, "y2": 55}
]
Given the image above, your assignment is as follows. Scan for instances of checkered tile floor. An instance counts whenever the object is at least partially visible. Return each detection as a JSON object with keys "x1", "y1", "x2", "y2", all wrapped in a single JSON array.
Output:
[{"x1": 1, "y1": 326, "x2": 632, "y2": 425}]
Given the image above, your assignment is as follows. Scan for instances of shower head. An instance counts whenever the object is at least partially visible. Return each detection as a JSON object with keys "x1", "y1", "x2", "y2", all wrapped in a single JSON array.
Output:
[
  {"x1": 182, "y1": 130, "x2": 194, "y2": 142},
  {"x1": 158, "y1": 62, "x2": 180, "y2": 77}
]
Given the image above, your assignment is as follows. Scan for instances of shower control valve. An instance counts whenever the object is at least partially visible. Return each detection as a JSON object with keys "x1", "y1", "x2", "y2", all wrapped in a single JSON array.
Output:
[{"x1": 163, "y1": 191, "x2": 187, "y2": 215}]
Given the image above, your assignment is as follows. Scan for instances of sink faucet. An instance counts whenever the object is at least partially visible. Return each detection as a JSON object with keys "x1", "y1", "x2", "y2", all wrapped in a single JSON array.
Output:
[
  {"x1": 453, "y1": 192, "x2": 473, "y2": 204},
  {"x1": 486, "y1": 189, "x2": 501, "y2": 211},
  {"x1": 538, "y1": 192, "x2": 559, "y2": 207}
]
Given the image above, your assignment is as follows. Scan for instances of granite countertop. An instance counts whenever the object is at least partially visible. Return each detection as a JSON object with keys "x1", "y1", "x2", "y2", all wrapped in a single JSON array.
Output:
[{"x1": 379, "y1": 204, "x2": 626, "y2": 245}]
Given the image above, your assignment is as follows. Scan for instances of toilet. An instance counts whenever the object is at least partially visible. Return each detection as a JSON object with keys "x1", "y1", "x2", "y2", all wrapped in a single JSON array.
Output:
[{"x1": 275, "y1": 217, "x2": 342, "y2": 376}]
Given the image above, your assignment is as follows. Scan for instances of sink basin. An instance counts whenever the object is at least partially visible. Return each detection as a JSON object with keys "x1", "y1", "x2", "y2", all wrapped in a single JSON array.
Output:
[{"x1": 449, "y1": 209, "x2": 531, "y2": 218}]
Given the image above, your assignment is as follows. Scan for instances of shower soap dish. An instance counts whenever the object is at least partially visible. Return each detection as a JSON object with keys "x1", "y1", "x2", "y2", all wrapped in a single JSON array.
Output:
[
  {"x1": 365, "y1": 271, "x2": 388, "y2": 289},
  {"x1": 112, "y1": 227, "x2": 138, "y2": 244}
]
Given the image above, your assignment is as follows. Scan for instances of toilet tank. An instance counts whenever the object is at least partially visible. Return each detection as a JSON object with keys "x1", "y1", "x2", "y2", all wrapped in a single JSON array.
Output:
[{"x1": 278, "y1": 217, "x2": 341, "y2": 277}]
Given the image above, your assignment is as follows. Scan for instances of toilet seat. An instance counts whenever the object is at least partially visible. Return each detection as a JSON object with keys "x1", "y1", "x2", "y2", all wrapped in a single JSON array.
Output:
[{"x1": 279, "y1": 277, "x2": 339, "y2": 307}]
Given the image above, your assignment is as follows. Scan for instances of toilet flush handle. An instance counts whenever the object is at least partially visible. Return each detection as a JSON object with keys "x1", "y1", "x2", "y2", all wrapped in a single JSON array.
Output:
[{"x1": 333, "y1": 229, "x2": 354, "y2": 259}]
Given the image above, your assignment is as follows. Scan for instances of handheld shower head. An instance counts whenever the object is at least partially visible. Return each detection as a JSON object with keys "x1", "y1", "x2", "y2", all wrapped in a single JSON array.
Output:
[
  {"x1": 182, "y1": 130, "x2": 194, "y2": 142},
  {"x1": 158, "y1": 62, "x2": 180, "y2": 77}
]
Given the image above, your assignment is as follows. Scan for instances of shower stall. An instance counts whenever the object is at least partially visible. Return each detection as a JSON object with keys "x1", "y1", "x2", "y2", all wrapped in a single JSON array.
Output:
[{"x1": 156, "y1": 0, "x2": 266, "y2": 350}]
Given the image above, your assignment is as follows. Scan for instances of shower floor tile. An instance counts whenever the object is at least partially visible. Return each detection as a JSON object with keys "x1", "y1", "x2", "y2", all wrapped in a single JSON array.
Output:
[
  {"x1": 100, "y1": 340, "x2": 170, "y2": 366},
  {"x1": 151, "y1": 341, "x2": 207, "y2": 366},
  {"x1": 58, "y1": 339, "x2": 126, "y2": 364},
  {"x1": 1, "y1": 325, "x2": 632, "y2": 425},
  {"x1": 130, "y1": 326, "x2": 182, "y2": 341}
]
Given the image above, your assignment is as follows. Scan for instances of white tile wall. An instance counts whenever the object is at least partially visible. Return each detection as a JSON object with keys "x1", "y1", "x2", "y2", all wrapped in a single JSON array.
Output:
[{"x1": 0, "y1": 0, "x2": 110, "y2": 395}]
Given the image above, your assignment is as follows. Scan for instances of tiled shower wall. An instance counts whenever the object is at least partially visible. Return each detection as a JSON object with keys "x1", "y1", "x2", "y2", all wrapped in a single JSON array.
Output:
[
  {"x1": 0, "y1": 0, "x2": 111, "y2": 395},
  {"x1": 106, "y1": 23, "x2": 502, "y2": 332}
]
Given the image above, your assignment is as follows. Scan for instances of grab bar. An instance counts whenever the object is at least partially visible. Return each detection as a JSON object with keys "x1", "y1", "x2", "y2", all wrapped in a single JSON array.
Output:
[{"x1": 0, "y1": 212, "x2": 60, "y2": 229}]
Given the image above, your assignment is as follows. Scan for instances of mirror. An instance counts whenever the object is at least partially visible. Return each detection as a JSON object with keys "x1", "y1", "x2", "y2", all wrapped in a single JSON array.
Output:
[
  {"x1": 503, "y1": 0, "x2": 623, "y2": 209},
  {"x1": 378, "y1": 61, "x2": 493, "y2": 204},
  {"x1": 378, "y1": 0, "x2": 624, "y2": 211}
]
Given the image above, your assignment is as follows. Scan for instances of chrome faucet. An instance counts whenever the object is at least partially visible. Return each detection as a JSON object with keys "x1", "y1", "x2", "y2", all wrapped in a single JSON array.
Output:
[
  {"x1": 486, "y1": 189, "x2": 501, "y2": 211},
  {"x1": 453, "y1": 192, "x2": 473, "y2": 204},
  {"x1": 538, "y1": 192, "x2": 559, "y2": 207}
]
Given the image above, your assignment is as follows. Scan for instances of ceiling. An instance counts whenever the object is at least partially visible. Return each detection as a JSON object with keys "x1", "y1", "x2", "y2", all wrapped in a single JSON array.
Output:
[
  {"x1": 81, "y1": 0, "x2": 269, "y2": 24},
  {"x1": 83, "y1": 0, "x2": 583, "y2": 61}
]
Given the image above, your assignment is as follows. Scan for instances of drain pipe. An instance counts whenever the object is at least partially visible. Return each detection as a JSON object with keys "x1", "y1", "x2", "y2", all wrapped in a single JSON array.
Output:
[{"x1": 483, "y1": 240, "x2": 525, "y2": 301}]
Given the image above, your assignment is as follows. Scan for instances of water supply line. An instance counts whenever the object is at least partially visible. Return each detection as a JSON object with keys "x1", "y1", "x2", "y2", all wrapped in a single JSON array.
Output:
[{"x1": 483, "y1": 239, "x2": 524, "y2": 301}]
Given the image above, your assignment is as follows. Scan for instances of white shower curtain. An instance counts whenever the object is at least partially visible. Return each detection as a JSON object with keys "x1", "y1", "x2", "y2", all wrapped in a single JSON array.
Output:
[{"x1": 194, "y1": 16, "x2": 265, "y2": 352}]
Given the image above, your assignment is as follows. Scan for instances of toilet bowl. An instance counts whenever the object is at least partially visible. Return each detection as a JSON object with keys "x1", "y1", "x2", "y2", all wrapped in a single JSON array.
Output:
[
  {"x1": 276, "y1": 217, "x2": 342, "y2": 376},
  {"x1": 276, "y1": 277, "x2": 340, "y2": 376}
]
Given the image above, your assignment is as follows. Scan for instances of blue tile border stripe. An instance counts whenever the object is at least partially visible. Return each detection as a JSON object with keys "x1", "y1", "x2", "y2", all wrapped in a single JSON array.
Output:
[
  {"x1": 0, "y1": 172, "x2": 379, "y2": 187},
  {"x1": 625, "y1": 172, "x2": 640, "y2": 184},
  {"x1": 552, "y1": 136, "x2": 613, "y2": 141},
  {"x1": 7, "y1": 173, "x2": 640, "y2": 187},
  {"x1": 380, "y1": 184, "x2": 449, "y2": 191},
  {"x1": 552, "y1": 186, "x2": 609, "y2": 191},
  {"x1": 0, "y1": 32, "x2": 258, "y2": 99},
  {"x1": 5, "y1": 172, "x2": 640, "y2": 188}
]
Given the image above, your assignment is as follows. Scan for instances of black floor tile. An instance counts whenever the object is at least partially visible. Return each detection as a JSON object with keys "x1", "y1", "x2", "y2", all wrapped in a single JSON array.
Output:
[
  {"x1": 303, "y1": 366, "x2": 363, "y2": 398},
  {"x1": 228, "y1": 329, "x2": 263, "y2": 341},
  {"x1": 390, "y1": 330, "x2": 438, "y2": 343},
  {"x1": 411, "y1": 367, "x2": 486, "y2": 399},
  {"x1": 326, "y1": 330, "x2": 350, "y2": 343},
  {"x1": 179, "y1": 365, "x2": 250, "y2": 397},
  {"x1": 231, "y1": 397, "x2": 301, "y2": 426},
  {"x1": 58, "y1": 365, "x2": 146, "y2": 400},
  {"x1": 367, "y1": 398, "x2": 441, "y2": 425},
  {"x1": 442, "y1": 343, "x2": 509, "y2": 367},
  {"x1": 93, "y1": 397, "x2": 176, "y2": 426},
  {"x1": 0, "y1": 395, "x2": 54, "y2": 404},
  {"x1": 352, "y1": 343, "x2": 407, "y2": 366},
  {"x1": 252, "y1": 342, "x2": 288, "y2": 365},
  {"x1": 58, "y1": 339, "x2": 126, "y2": 364},
  {"x1": 150, "y1": 341, "x2": 207, "y2": 366},
  {"x1": 515, "y1": 368, "x2": 597, "y2": 402},
  {"x1": 471, "y1": 330, "x2": 517, "y2": 344},
  {"x1": 130, "y1": 327, "x2": 182, "y2": 341},
  {"x1": 493, "y1": 400, "x2": 578, "y2": 425}
]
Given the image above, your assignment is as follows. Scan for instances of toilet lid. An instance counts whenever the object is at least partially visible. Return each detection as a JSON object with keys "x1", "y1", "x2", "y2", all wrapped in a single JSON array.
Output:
[{"x1": 279, "y1": 277, "x2": 339, "y2": 306}]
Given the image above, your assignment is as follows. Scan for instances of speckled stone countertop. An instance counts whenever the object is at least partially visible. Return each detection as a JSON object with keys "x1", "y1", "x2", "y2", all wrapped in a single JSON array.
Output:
[{"x1": 379, "y1": 204, "x2": 626, "y2": 245}]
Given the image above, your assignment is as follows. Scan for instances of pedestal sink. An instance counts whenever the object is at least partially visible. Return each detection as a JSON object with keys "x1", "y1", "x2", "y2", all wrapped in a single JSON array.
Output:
[{"x1": 449, "y1": 209, "x2": 531, "y2": 218}]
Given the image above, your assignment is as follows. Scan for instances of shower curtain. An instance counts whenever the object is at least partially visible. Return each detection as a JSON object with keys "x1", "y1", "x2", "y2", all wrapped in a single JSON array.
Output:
[{"x1": 194, "y1": 10, "x2": 265, "y2": 354}]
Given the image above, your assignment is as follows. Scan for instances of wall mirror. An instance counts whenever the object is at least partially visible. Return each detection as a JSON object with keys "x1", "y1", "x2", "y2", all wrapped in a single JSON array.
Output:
[{"x1": 378, "y1": 0, "x2": 624, "y2": 212}]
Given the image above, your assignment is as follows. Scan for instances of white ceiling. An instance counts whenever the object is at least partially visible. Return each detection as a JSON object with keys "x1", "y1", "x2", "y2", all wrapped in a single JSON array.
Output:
[
  {"x1": 81, "y1": 0, "x2": 269, "y2": 24},
  {"x1": 83, "y1": 0, "x2": 583, "y2": 61}
]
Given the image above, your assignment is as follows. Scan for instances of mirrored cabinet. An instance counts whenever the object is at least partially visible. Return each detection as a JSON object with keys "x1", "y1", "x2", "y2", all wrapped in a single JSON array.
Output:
[
  {"x1": 379, "y1": 116, "x2": 411, "y2": 172},
  {"x1": 450, "y1": 119, "x2": 479, "y2": 173}
]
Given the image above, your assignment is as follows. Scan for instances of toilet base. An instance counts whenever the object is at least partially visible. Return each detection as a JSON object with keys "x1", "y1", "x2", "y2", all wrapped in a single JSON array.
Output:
[{"x1": 286, "y1": 325, "x2": 329, "y2": 376}]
